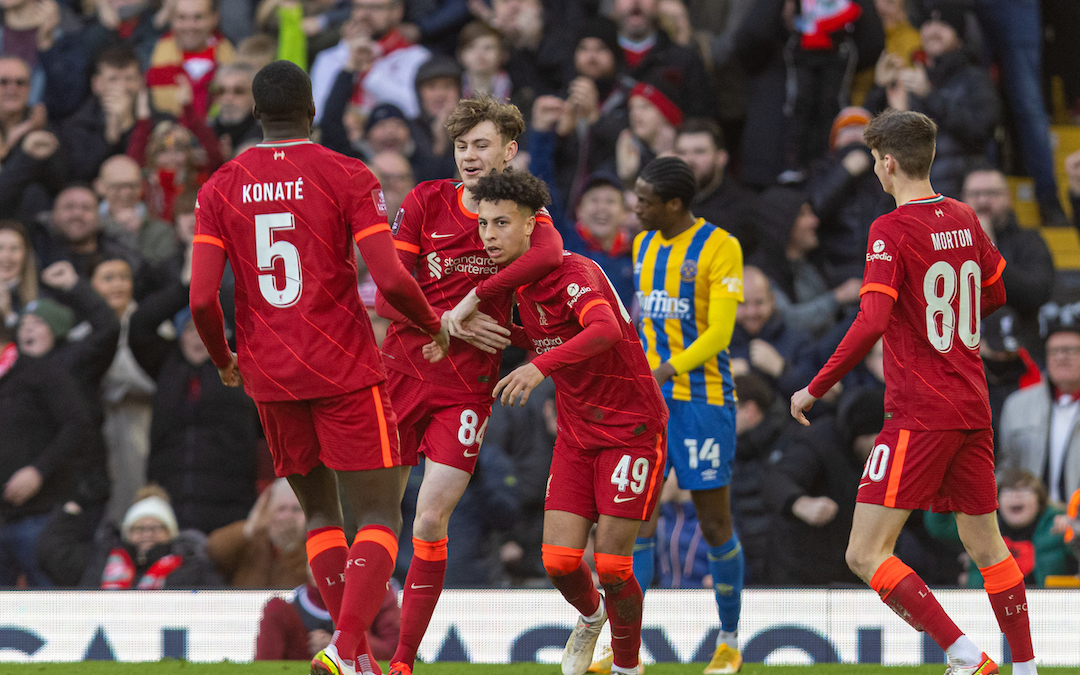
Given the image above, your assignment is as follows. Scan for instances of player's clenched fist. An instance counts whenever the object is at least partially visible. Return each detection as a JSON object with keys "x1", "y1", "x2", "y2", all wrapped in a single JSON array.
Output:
[
  {"x1": 217, "y1": 352, "x2": 243, "y2": 387},
  {"x1": 492, "y1": 362, "x2": 544, "y2": 406}
]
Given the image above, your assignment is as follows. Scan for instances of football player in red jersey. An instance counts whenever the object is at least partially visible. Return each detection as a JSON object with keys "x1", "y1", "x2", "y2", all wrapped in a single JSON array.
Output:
[
  {"x1": 791, "y1": 110, "x2": 1037, "y2": 675},
  {"x1": 469, "y1": 169, "x2": 668, "y2": 675},
  {"x1": 377, "y1": 97, "x2": 565, "y2": 675},
  {"x1": 189, "y1": 60, "x2": 448, "y2": 675}
]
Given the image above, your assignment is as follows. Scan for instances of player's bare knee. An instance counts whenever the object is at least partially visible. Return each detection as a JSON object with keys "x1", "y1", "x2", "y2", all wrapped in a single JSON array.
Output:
[
  {"x1": 845, "y1": 545, "x2": 873, "y2": 579},
  {"x1": 698, "y1": 518, "x2": 733, "y2": 548},
  {"x1": 412, "y1": 509, "x2": 450, "y2": 541}
]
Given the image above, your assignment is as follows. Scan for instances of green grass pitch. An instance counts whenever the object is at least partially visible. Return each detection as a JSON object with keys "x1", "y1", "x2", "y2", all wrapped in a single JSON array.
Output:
[{"x1": 0, "y1": 664, "x2": 1072, "y2": 675}]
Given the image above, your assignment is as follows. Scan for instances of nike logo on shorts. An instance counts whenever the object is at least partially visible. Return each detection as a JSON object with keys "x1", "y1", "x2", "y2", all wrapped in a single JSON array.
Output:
[
  {"x1": 431, "y1": 232, "x2": 454, "y2": 239},
  {"x1": 858, "y1": 482, "x2": 871, "y2": 490},
  {"x1": 613, "y1": 495, "x2": 636, "y2": 503},
  {"x1": 464, "y1": 448, "x2": 479, "y2": 457},
  {"x1": 411, "y1": 583, "x2": 434, "y2": 589}
]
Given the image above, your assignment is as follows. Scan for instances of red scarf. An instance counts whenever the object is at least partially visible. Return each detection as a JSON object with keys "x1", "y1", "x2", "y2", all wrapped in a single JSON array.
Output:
[
  {"x1": 101, "y1": 548, "x2": 184, "y2": 589},
  {"x1": 351, "y1": 28, "x2": 413, "y2": 106},
  {"x1": 574, "y1": 222, "x2": 631, "y2": 256},
  {"x1": 0, "y1": 343, "x2": 16, "y2": 379}
]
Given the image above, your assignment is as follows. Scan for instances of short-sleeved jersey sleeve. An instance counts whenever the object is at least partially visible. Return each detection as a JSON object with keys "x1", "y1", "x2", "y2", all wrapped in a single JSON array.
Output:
[
  {"x1": 977, "y1": 222, "x2": 1006, "y2": 287},
  {"x1": 860, "y1": 217, "x2": 903, "y2": 301},
  {"x1": 707, "y1": 234, "x2": 744, "y2": 302}
]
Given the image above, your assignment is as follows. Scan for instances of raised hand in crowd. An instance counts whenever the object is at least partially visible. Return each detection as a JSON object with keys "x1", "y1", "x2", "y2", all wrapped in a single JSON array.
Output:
[
  {"x1": 21, "y1": 129, "x2": 59, "y2": 161},
  {"x1": 564, "y1": 77, "x2": 600, "y2": 129},
  {"x1": 530, "y1": 95, "x2": 566, "y2": 133},
  {"x1": 791, "y1": 495, "x2": 839, "y2": 527},
  {"x1": 616, "y1": 128, "x2": 641, "y2": 186},
  {"x1": 40, "y1": 260, "x2": 79, "y2": 292},
  {"x1": 1, "y1": 103, "x2": 47, "y2": 161},
  {"x1": 344, "y1": 34, "x2": 376, "y2": 75}
]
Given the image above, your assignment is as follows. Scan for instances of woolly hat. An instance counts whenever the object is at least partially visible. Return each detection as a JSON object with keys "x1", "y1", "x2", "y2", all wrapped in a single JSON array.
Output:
[
  {"x1": 122, "y1": 495, "x2": 179, "y2": 540},
  {"x1": 365, "y1": 102, "x2": 408, "y2": 135},
  {"x1": 414, "y1": 55, "x2": 463, "y2": 89},
  {"x1": 629, "y1": 81, "x2": 683, "y2": 127},
  {"x1": 22, "y1": 298, "x2": 75, "y2": 339},
  {"x1": 829, "y1": 106, "x2": 872, "y2": 150},
  {"x1": 576, "y1": 16, "x2": 622, "y2": 64},
  {"x1": 922, "y1": 1, "x2": 967, "y2": 40}
]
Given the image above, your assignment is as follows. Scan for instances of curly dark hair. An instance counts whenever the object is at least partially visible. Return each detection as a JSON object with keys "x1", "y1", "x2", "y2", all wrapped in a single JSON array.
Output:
[{"x1": 471, "y1": 168, "x2": 551, "y2": 214}]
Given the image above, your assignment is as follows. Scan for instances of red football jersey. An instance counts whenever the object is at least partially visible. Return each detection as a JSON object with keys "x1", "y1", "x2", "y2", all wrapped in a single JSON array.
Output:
[
  {"x1": 861, "y1": 194, "x2": 1005, "y2": 430},
  {"x1": 382, "y1": 179, "x2": 557, "y2": 394},
  {"x1": 195, "y1": 139, "x2": 389, "y2": 401},
  {"x1": 517, "y1": 252, "x2": 669, "y2": 450}
]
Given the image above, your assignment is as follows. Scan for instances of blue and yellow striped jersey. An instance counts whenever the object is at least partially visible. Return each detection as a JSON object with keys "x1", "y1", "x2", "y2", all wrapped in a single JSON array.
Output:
[{"x1": 634, "y1": 219, "x2": 743, "y2": 405}]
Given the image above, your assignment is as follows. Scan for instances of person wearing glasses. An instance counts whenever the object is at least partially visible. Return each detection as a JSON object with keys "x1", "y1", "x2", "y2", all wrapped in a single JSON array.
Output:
[
  {"x1": 210, "y1": 62, "x2": 260, "y2": 159},
  {"x1": 998, "y1": 320, "x2": 1080, "y2": 509}
]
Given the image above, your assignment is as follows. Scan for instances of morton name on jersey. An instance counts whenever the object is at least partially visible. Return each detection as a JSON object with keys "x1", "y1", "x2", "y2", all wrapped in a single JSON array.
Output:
[
  {"x1": 194, "y1": 139, "x2": 390, "y2": 401},
  {"x1": 517, "y1": 252, "x2": 669, "y2": 450},
  {"x1": 634, "y1": 219, "x2": 743, "y2": 406},
  {"x1": 861, "y1": 194, "x2": 1005, "y2": 430},
  {"x1": 383, "y1": 179, "x2": 556, "y2": 393}
]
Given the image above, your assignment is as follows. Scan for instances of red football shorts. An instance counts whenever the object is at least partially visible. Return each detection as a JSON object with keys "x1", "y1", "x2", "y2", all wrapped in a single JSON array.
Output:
[
  {"x1": 545, "y1": 432, "x2": 666, "y2": 522},
  {"x1": 256, "y1": 383, "x2": 401, "y2": 477},
  {"x1": 385, "y1": 370, "x2": 492, "y2": 473},
  {"x1": 857, "y1": 424, "x2": 998, "y2": 515}
]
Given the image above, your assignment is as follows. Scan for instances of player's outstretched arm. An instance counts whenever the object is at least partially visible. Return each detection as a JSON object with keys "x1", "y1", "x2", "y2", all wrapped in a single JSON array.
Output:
[
  {"x1": 473, "y1": 215, "x2": 564, "y2": 301},
  {"x1": 531, "y1": 300, "x2": 622, "y2": 375},
  {"x1": 359, "y1": 228, "x2": 445, "y2": 355}
]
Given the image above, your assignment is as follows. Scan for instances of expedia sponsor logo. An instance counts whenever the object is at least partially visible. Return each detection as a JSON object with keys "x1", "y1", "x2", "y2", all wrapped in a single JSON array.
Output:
[
  {"x1": 637, "y1": 289, "x2": 691, "y2": 319},
  {"x1": 866, "y1": 251, "x2": 893, "y2": 262},
  {"x1": 566, "y1": 283, "x2": 591, "y2": 308},
  {"x1": 532, "y1": 336, "x2": 563, "y2": 354}
]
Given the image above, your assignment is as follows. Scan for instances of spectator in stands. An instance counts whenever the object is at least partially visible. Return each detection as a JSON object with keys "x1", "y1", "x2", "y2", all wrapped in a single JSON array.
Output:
[
  {"x1": 0, "y1": 219, "x2": 38, "y2": 317},
  {"x1": 973, "y1": 0, "x2": 1069, "y2": 228},
  {"x1": 654, "y1": 476, "x2": 710, "y2": 589},
  {"x1": 806, "y1": 106, "x2": 891, "y2": 286},
  {"x1": 310, "y1": 0, "x2": 430, "y2": 122},
  {"x1": 35, "y1": 471, "x2": 111, "y2": 587},
  {"x1": 368, "y1": 150, "x2": 415, "y2": 223},
  {"x1": 961, "y1": 165, "x2": 1054, "y2": 362},
  {"x1": 0, "y1": 56, "x2": 62, "y2": 221},
  {"x1": 92, "y1": 253, "x2": 162, "y2": 525},
  {"x1": 206, "y1": 478, "x2": 308, "y2": 588},
  {"x1": 998, "y1": 320, "x2": 1080, "y2": 506},
  {"x1": 135, "y1": 119, "x2": 215, "y2": 222},
  {"x1": 0, "y1": 300, "x2": 91, "y2": 587},
  {"x1": 863, "y1": 0, "x2": 998, "y2": 198},
  {"x1": 60, "y1": 45, "x2": 144, "y2": 183},
  {"x1": 674, "y1": 118, "x2": 759, "y2": 261},
  {"x1": 562, "y1": 171, "x2": 634, "y2": 305},
  {"x1": 255, "y1": 570, "x2": 401, "y2": 661},
  {"x1": 490, "y1": 0, "x2": 578, "y2": 110},
  {"x1": 763, "y1": 386, "x2": 884, "y2": 585},
  {"x1": 32, "y1": 185, "x2": 141, "y2": 280},
  {"x1": 80, "y1": 485, "x2": 224, "y2": 588},
  {"x1": 611, "y1": 77, "x2": 680, "y2": 188},
  {"x1": 458, "y1": 20, "x2": 511, "y2": 101},
  {"x1": 730, "y1": 265, "x2": 814, "y2": 397},
  {"x1": 234, "y1": 33, "x2": 278, "y2": 71},
  {"x1": 730, "y1": 373, "x2": 788, "y2": 586},
  {"x1": 851, "y1": 0, "x2": 921, "y2": 104},
  {"x1": 95, "y1": 154, "x2": 177, "y2": 267},
  {"x1": 610, "y1": 0, "x2": 714, "y2": 119},
  {"x1": 209, "y1": 62, "x2": 260, "y2": 160},
  {"x1": 408, "y1": 55, "x2": 461, "y2": 182},
  {"x1": 753, "y1": 186, "x2": 862, "y2": 338},
  {"x1": 145, "y1": 310, "x2": 259, "y2": 535},
  {"x1": 146, "y1": 0, "x2": 235, "y2": 119},
  {"x1": 469, "y1": 377, "x2": 555, "y2": 585},
  {"x1": 254, "y1": 0, "x2": 345, "y2": 60},
  {"x1": 547, "y1": 16, "x2": 631, "y2": 213},
  {"x1": 924, "y1": 469, "x2": 1076, "y2": 587}
]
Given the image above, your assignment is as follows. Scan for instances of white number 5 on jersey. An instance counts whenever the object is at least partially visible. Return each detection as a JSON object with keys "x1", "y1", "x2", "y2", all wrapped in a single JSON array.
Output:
[{"x1": 256, "y1": 212, "x2": 303, "y2": 307}]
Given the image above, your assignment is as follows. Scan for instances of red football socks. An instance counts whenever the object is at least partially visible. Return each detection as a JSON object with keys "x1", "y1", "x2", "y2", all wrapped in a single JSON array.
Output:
[
  {"x1": 392, "y1": 537, "x2": 449, "y2": 668},
  {"x1": 306, "y1": 527, "x2": 348, "y2": 620},
  {"x1": 332, "y1": 525, "x2": 398, "y2": 663},
  {"x1": 595, "y1": 553, "x2": 642, "y2": 671},
  {"x1": 870, "y1": 556, "x2": 963, "y2": 649},
  {"x1": 981, "y1": 557, "x2": 1035, "y2": 663},
  {"x1": 542, "y1": 544, "x2": 601, "y2": 618}
]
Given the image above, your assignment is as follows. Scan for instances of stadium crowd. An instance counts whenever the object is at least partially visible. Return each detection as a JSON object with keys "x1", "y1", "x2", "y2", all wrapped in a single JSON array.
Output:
[{"x1": 1, "y1": 0, "x2": 1080, "y2": 648}]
